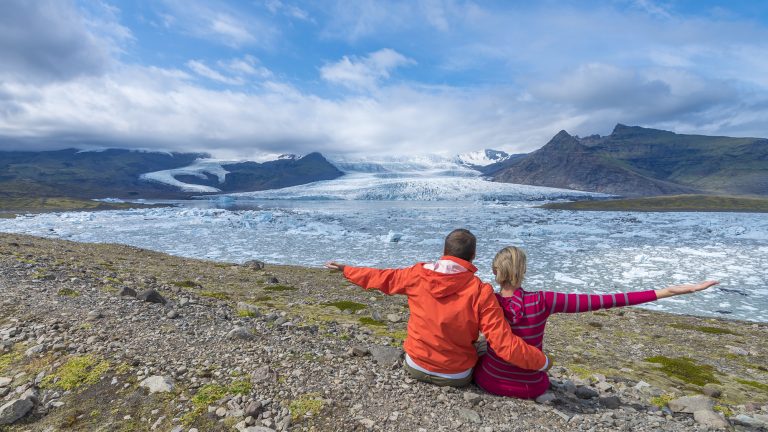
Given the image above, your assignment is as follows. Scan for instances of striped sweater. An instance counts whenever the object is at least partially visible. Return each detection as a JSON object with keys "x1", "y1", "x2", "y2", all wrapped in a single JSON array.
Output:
[{"x1": 473, "y1": 288, "x2": 658, "y2": 399}]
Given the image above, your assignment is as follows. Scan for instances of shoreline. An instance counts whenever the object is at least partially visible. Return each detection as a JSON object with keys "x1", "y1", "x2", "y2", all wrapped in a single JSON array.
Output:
[{"x1": 541, "y1": 194, "x2": 768, "y2": 213}]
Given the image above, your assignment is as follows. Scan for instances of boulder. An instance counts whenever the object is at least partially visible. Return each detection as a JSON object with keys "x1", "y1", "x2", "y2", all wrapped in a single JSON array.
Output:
[
  {"x1": 599, "y1": 395, "x2": 621, "y2": 409},
  {"x1": 535, "y1": 392, "x2": 556, "y2": 404},
  {"x1": 0, "y1": 377, "x2": 11, "y2": 388},
  {"x1": 118, "y1": 287, "x2": 137, "y2": 297},
  {"x1": 0, "y1": 398, "x2": 34, "y2": 425},
  {"x1": 237, "y1": 302, "x2": 261, "y2": 317},
  {"x1": 137, "y1": 289, "x2": 167, "y2": 304},
  {"x1": 369, "y1": 346, "x2": 403, "y2": 367},
  {"x1": 228, "y1": 327, "x2": 256, "y2": 341},
  {"x1": 243, "y1": 260, "x2": 265, "y2": 270},
  {"x1": 575, "y1": 386, "x2": 599, "y2": 399},
  {"x1": 668, "y1": 395, "x2": 713, "y2": 413},
  {"x1": 693, "y1": 409, "x2": 729, "y2": 429},
  {"x1": 139, "y1": 376, "x2": 175, "y2": 394}
]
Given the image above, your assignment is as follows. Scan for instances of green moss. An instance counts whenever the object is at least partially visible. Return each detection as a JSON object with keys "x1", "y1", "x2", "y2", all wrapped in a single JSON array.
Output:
[
  {"x1": 264, "y1": 284, "x2": 296, "y2": 292},
  {"x1": 57, "y1": 288, "x2": 80, "y2": 297},
  {"x1": 253, "y1": 295, "x2": 272, "y2": 302},
  {"x1": 236, "y1": 309, "x2": 258, "y2": 318},
  {"x1": 229, "y1": 380, "x2": 252, "y2": 395},
  {"x1": 323, "y1": 301, "x2": 366, "y2": 312},
  {"x1": 0, "y1": 213, "x2": 17, "y2": 219},
  {"x1": 670, "y1": 323, "x2": 740, "y2": 335},
  {"x1": 567, "y1": 365, "x2": 593, "y2": 379},
  {"x1": 289, "y1": 393, "x2": 324, "y2": 421},
  {"x1": 42, "y1": 355, "x2": 111, "y2": 391},
  {"x1": 172, "y1": 280, "x2": 198, "y2": 288},
  {"x1": 645, "y1": 356, "x2": 719, "y2": 386},
  {"x1": 359, "y1": 317, "x2": 386, "y2": 327},
  {"x1": 587, "y1": 321, "x2": 603, "y2": 328},
  {"x1": 713, "y1": 405, "x2": 734, "y2": 417},
  {"x1": 0, "y1": 351, "x2": 21, "y2": 373},
  {"x1": 737, "y1": 379, "x2": 768, "y2": 392},
  {"x1": 200, "y1": 291, "x2": 229, "y2": 300},
  {"x1": 649, "y1": 394, "x2": 674, "y2": 408},
  {"x1": 191, "y1": 384, "x2": 228, "y2": 408}
]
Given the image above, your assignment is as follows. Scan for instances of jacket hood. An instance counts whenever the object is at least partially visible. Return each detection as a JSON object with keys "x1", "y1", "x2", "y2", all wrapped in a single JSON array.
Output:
[{"x1": 418, "y1": 257, "x2": 478, "y2": 298}]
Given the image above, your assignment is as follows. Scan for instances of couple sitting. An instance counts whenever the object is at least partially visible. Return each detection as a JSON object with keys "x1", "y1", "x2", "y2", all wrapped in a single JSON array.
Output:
[{"x1": 325, "y1": 229, "x2": 717, "y2": 399}]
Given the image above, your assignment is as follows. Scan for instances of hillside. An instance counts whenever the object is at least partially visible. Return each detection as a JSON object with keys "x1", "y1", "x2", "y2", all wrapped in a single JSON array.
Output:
[
  {"x1": 1, "y1": 234, "x2": 766, "y2": 431},
  {"x1": 492, "y1": 125, "x2": 768, "y2": 197}
]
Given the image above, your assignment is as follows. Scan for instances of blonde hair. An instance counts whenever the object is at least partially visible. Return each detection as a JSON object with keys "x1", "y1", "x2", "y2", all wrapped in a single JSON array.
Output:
[{"x1": 492, "y1": 246, "x2": 527, "y2": 288}]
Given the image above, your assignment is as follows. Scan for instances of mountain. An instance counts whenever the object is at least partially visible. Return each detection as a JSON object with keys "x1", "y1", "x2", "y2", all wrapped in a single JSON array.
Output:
[
  {"x1": 142, "y1": 152, "x2": 343, "y2": 193},
  {"x1": 455, "y1": 149, "x2": 511, "y2": 167},
  {"x1": 0, "y1": 149, "x2": 204, "y2": 199},
  {"x1": 492, "y1": 125, "x2": 768, "y2": 197},
  {"x1": 0, "y1": 149, "x2": 343, "y2": 199}
]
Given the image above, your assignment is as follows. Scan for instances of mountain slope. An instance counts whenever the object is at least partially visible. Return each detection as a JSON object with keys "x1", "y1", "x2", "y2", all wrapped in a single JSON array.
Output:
[{"x1": 493, "y1": 125, "x2": 768, "y2": 197}]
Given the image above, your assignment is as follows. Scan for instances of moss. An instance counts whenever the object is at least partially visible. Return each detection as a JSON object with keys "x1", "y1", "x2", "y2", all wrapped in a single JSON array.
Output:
[
  {"x1": 649, "y1": 394, "x2": 674, "y2": 408},
  {"x1": 645, "y1": 356, "x2": 719, "y2": 386},
  {"x1": 388, "y1": 330, "x2": 408, "y2": 341},
  {"x1": 587, "y1": 321, "x2": 603, "y2": 328},
  {"x1": 57, "y1": 288, "x2": 80, "y2": 297},
  {"x1": 237, "y1": 309, "x2": 258, "y2": 318},
  {"x1": 713, "y1": 405, "x2": 734, "y2": 417},
  {"x1": 737, "y1": 379, "x2": 768, "y2": 392},
  {"x1": 172, "y1": 280, "x2": 199, "y2": 288},
  {"x1": 264, "y1": 284, "x2": 296, "y2": 292},
  {"x1": 200, "y1": 291, "x2": 229, "y2": 300},
  {"x1": 670, "y1": 323, "x2": 740, "y2": 335},
  {"x1": 229, "y1": 380, "x2": 253, "y2": 395},
  {"x1": 191, "y1": 384, "x2": 228, "y2": 408},
  {"x1": 567, "y1": 365, "x2": 593, "y2": 379},
  {"x1": 323, "y1": 301, "x2": 366, "y2": 312},
  {"x1": 0, "y1": 213, "x2": 17, "y2": 219},
  {"x1": 289, "y1": 393, "x2": 324, "y2": 421},
  {"x1": 0, "y1": 350, "x2": 22, "y2": 373},
  {"x1": 359, "y1": 317, "x2": 386, "y2": 327},
  {"x1": 42, "y1": 355, "x2": 111, "y2": 391},
  {"x1": 253, "y1": 295, "x2": 272, "y2": 302}
]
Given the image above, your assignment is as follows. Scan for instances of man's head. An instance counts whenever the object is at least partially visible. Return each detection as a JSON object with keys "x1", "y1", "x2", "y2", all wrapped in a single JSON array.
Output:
[{"x1": 443, "y1": 229, "x2": 476, "y2": 262}]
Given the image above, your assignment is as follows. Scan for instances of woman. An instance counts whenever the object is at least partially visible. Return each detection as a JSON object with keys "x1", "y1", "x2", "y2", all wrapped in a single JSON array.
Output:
[{"x1": 473, "y1": 246, "x2": 718, "y2": 399}]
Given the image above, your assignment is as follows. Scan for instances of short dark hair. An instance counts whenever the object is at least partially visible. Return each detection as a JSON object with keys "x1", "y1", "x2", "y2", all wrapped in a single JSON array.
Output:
[{"x1": 444, "y1": 229, "x2": 476, "y2": 262}]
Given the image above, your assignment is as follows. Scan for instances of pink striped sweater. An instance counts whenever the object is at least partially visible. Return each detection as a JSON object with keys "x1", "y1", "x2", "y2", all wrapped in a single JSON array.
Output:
[{"x1": 473, "y1": 288, "x2": 658, "y2": 399}]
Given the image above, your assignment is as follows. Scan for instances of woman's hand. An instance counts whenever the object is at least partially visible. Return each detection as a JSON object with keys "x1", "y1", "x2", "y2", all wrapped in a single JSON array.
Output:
[
  {"x1": 324, "y1": 262, "x2": 346, "y2": 272},
  {"x1": 656, "y1": 280, "x2": 719, "y2": 299}
]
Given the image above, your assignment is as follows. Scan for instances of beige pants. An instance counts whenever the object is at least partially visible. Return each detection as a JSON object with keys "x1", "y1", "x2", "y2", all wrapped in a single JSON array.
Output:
[{"x1": 402, "y1": 336, "x2": 487, "y2": 388}]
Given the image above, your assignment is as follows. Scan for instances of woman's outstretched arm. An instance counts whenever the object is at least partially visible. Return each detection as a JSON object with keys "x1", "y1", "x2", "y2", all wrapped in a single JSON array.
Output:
[{"x1": 544, "y1": 280, "x2": 719, "y2": 314}]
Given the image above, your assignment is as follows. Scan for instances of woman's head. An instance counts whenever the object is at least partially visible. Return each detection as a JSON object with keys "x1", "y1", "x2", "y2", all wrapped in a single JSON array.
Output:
[{"x1": 492, "y1": 246, "x2": 527, "y2": 288}]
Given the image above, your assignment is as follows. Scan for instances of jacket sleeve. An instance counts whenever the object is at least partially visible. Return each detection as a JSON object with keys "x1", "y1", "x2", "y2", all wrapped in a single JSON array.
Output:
[
  {"x1": 342, "y1": 265, "x2": 416, "y2": 295},
  {"x1": 543, "y1": 290, "x2": 658, "y2": 314},
  {"x1": 478, "y1": 286, "x2": 548, "y2": 371}
]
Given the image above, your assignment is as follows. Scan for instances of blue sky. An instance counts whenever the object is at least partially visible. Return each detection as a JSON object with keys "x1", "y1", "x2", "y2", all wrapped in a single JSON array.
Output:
[{"x1": 1, "y1": 0, "x2": 768, "y2": 158}]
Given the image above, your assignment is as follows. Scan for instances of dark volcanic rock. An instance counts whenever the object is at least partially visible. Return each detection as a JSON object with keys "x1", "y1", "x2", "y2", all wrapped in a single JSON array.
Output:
[
  {"x1": 137, "y1": 289, "x2": 167, "y2": 304},
  {"x1": 118, "y1": 286, "x2": 137, "y2": 297}
]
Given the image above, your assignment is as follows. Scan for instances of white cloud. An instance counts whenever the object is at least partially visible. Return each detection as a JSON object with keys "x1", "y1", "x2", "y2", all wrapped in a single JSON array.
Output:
[
  {"x1": 321, "y1": 49, "x2": 415, "y2": 91},
  {"x1": 187, "y1": 60, "x2": 244, "y2": 85}
]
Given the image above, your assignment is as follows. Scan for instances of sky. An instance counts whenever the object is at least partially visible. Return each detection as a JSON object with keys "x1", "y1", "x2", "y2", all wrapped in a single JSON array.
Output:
[{"x1": 1, "y1": 0, "x2": 768, "y2": 158}]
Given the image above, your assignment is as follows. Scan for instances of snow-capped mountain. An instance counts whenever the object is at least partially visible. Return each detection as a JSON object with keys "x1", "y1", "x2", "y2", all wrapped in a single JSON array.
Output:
[{"x1": 455, "y1": 149, "x2": 512, "y2": 168}]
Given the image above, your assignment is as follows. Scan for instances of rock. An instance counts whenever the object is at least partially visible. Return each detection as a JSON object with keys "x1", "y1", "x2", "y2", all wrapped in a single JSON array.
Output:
[
  {"x1": 251, "y1": 366, "x2": 273, "y2": 383},
  {"x1": 599, "y1": 395, "x2": 621, "y2": 409},
  {"x1": 237, "y1": 302, "x2": 261, "y2": 317},
  {"x1": 386, "y1": 314, "x2": 402, "y2": 323},
  {"x1": 726, "y1": 345, "x2": 749, "y2": 356},
  {"x1": 595, "y1": 381, "x2": 613, "y2": 392},
  {"x1": 24, "y1": 344, "x2": 45, "y2": 357},
  {"x1": 86, "y1": 310, "x2": 102, "y2": 321},
  {"x1": 350, "y1": 346, "x2": 370, "y2": 357},
  {"x1": 244, "y1": 426, "x2": 275, "y2": 431},
  {"x1": 243, "y1": 260, "x2": 265, "y2": 270},
  {"x1": 535, "y1": 392, "x2": 557, "y2": 404},
  {"x1": 731, "y1": 414, "x2": 766, "y2": 428},
  {"x1": 245, "y1": 401, "x2": 262, "y2": 418},
  {"x1": 575, "y1": 386, "x2": 598, "y2": 399},
  {"x1": 359, "y1": 418, "x2": 375, "y2": 429},
  {"x1": 458, "y1": 408, "x2": 481, "y2": 424},
  {"x1": 227, "y1": 326, "x2": 256, "y2": 341},
  {"x1": 693, "y1": 409, "x2": 729, "y2": 429},
  {"x1": 0, "y1": 377, "x2": 11, "y2": 388},
  {"x1": 702, "y1": 385, "x2": 722, "y2": 398},
  {"x1": 0, "y1": 398, "x2": 34, "y2": 425},
  {"x1": 139, "y1": 376, "x2": 175, "y2": 394},
  {"x1": 266, "y1": 277, "x2": 279, "y2": 284},
  {"x1": 118, "y1": 287, "x2": 137, "y2": 297},
  {"x1": 463, "y1": 392, "x2": 482, "y2": 405},
  {"x1": 137, "y1": 289, "x2": 167, "y2": 304},
  {"x1": 369, "y1": 346, "x2": 403, "y2": 367},
  {"x1": 668, "y1": 395, "x2": 713, "y2": 413},
  {"x1": 166, "y1": 310, "x2": 179, "y2": 319}
]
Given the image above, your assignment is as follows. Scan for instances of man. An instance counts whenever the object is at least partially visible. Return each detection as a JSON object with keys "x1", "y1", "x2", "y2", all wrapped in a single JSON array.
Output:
[{"x1": 325, "y1": 228, "x2": 550, "y2": 387}]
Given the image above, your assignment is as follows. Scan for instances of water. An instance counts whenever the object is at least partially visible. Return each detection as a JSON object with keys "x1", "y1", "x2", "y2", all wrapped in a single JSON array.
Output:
[{"x1": 2, "y1": 199, "x2": 766, "y2": 322}]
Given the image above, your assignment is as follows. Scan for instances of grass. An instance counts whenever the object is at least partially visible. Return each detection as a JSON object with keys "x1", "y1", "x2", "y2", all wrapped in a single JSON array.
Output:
[
  {"x1": 670, "y1": 323, "x2": 740, "y2": 335},
  {"x1": 0, "y1": 197, "x2": 156, "y2": 212},
  {"x1": 645, "y1": 356, "x2": 720, "y2": 386},
  {"x1": 289, "y1": 393, "x2": 324, "y2": 421},
  {"x1": 541, "y1": 194, "x2": 768, "y2": 213},
  {"x1": 264, "y1": 284, "x2": 296, "y2": 292},
  {"x1": 323, "y1": 301, "x2": 367, "y2": 312},
  {"x1": 359, "y1": 317, "x2": 387, "y2": 327},
  {"x1": 737, "y1": 379, "x2": 768, "y2": 392},
  {"x1": 57, "y1": 288, "x2": 80, "y2": 297},
  {"x1": 253, "y1": 295, "x2": 272, "y2": 302},
  {"x1": 42, "y1": 355, "x2": 111, "y2": 391},
  {"x1": 191, "y1": 380, "x2": 253, "y2": 409},
  {"x1": 0, "y1": 213, "x2": 16, "y2": 219},
  {"x1": 199, "y1": 291, "x2": 229, "y2": 300},
  {"x1": 649, "y1": 394, "x2": 674, "y2": 408}
]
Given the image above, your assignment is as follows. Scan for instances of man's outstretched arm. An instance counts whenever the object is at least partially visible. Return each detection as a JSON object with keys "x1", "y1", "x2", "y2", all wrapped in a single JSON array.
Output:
[{"x1": 325, "y1": 262, "x2": 414, "y2": 295}]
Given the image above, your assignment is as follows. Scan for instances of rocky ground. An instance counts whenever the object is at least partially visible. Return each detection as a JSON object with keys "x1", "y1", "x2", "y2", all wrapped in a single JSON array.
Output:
[{"x1": 1, "y1": 232, "x2": 767, "y2": 432}]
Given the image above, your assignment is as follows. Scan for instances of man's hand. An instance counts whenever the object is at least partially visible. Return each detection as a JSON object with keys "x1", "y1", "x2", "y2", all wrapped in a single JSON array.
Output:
[
  {"x1": 657, "y1": 280, "x2": 719, "y2": 299},
  {"x1": 324, "y1": 262, "x2": 346, "y2": 272}
]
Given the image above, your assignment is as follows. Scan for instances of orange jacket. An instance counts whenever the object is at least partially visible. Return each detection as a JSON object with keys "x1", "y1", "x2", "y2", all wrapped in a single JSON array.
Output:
[{"x1": 343, "y1": 256, "x2": 548, "y2": 373}]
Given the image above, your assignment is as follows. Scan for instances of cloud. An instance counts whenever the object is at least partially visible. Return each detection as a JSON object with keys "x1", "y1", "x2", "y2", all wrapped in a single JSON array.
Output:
[
  {"x1": 320, "y1": 49, "x2": 416, "y2": 91},
  {"x1": 0, "y1": 0, "x2": 130, "y2": 82},
  {"x1": 186, "y1": 56, "x2": 273, "y2": 85}
]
